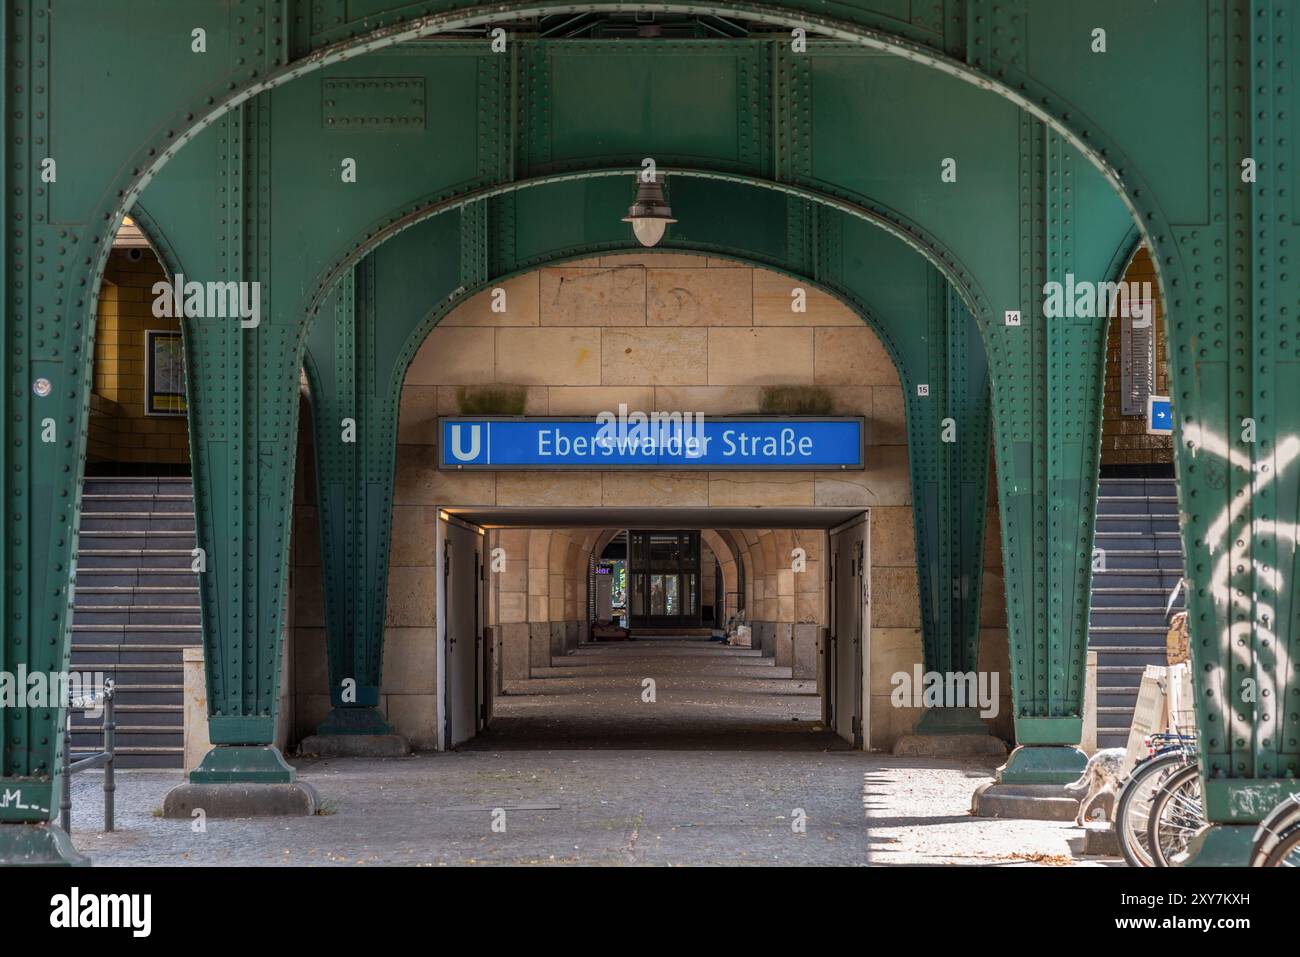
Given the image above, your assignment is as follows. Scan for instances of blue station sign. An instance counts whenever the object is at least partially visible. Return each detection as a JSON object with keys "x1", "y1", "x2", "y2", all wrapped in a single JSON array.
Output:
[{"x1": 438, "y1": 416, "x2": 865, "y2": 470}]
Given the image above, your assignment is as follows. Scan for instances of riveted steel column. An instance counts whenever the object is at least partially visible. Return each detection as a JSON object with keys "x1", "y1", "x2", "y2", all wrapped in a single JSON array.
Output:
[
  {"x1": 0, "y1": 0, "x2": 87, "y2": 865},
  {"x1": 1176, "y1": 0, "x2": 1300, "y2": 864},
  {"x1": 306, "y1": 263, "x2": 399, "y2": 735},
  {"x1": 908, "y1": 275, "x2": 993, "y2": 733},
  {"x1": 183, "y1": 100, "x2": 299, "y2": 784},
  {"x1": 986, "y1": 123, "x2": 1107, "y2": 783}
]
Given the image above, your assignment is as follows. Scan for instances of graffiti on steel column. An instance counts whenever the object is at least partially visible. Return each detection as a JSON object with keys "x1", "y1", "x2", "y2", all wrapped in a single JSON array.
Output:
[{"x1": 1181, "y1": 420, "x2": 1296, "y2": 736}]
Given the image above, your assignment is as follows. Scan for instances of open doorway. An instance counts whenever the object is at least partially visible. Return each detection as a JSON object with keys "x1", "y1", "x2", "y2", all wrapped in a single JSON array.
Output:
[
  {"x1": 628, "y1": 530, "x2": 703, "y2": 631},
  {"x1": 434, "y1": 506, "x2": 869, "y2": 752}
]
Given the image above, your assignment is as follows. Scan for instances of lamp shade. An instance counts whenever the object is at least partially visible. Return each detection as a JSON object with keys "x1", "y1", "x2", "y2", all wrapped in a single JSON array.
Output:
[{"x1": 621, "y1": 174, "x2": 677, "y2": 247}]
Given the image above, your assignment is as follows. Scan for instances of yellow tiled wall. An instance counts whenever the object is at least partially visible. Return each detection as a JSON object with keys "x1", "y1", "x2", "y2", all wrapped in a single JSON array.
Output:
[
  {"x1": 1100, "y1": 246, "x2": 1174, "y2": 467},
  {"x1": 89, "y1": 249, "x2": 190, "y2": 467}
]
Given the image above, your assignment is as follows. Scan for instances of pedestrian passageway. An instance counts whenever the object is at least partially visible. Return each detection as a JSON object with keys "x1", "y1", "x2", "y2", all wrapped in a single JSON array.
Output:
[
  {"x1": 476, "y1": 636, "x2": 835, "y2": 750},
  {"x1": 425, "y1": 507, "x2": 870, "y2": 753}
]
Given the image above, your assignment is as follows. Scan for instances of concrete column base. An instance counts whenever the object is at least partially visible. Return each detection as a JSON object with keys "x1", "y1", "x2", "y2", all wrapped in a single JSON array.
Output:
[
  {"x1": 315, "y1": 705, "x2": 395, "y2": 736},
  {"x1": 1181, "y1": 824, "x2": 1256, "y2": 866},
  {"x1": 970, "y1": 781, "x2": 1080, "y2": 821},
  {"x1": 897, "y1": 709, "x2": 1007, "y2": 757},
  {"x1": 893, "y1": 733, "x2": 1007, "y2": 758},
  {"x1": 913, "y1": 706, "x2": 992, "y2": 736},
  {"x1": 996, "y1": 744, "x2": 1087, "y2": 785},
  {"x1": 299, "y1": 733, "x2": 410, "y2": 757},
  {"x1": 1082, "y1": 822, "x2": 1121, "y2": 856},
  {"x1": 0, "y1": 822, "x2": 89, "y2": 866},
  {"x1": 162, "y1": 781, "x2": 319, "y2": 819}
]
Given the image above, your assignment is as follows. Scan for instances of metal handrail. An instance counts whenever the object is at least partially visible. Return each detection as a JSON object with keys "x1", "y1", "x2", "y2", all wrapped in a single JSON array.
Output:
[
  {"x1": 60, "y1": 682, "x2": 116, "y2": 834},
  {"x1": 1164, "y1": 577, "x2": 1187, "y2": 622}
]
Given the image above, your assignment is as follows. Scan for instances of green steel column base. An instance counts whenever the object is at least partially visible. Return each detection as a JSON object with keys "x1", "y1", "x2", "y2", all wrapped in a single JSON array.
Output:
[
  {"x1": 188, "y1": 745, "x2": 296, "y2": 784},
  {"x1": 996, "y1": 745, "x2": 1087, "y2": 785},
  {"x1": 1013, "y1": 716, "x2": 1083, "y2": 745},
  {"x1": 316, "y1": 706, "x2": 395, "y2": 736},
  {"x1": 1180, "y1": 825, "x2": 1256, "y2": 867},
  {"x1": 0, "y1": 823, "x2": 90, "y2": 866},
  {"x1": 913, "y1": 707, "x2": 992, "y2": 736}
]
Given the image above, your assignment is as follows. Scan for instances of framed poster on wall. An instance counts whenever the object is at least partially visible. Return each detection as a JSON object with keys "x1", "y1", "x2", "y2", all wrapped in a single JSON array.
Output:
[{"x1": 145, "y1": 329, "x2": 187, "y2": 416}]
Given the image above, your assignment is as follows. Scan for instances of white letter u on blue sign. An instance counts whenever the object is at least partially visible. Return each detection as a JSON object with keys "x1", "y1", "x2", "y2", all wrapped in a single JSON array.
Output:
[{"x1": 450, "y1": 424, "x2": 482, "y2": 462}]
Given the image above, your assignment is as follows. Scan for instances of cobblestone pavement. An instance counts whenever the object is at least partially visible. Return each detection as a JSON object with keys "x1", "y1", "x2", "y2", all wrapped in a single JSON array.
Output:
[{"x1": 67, "y1": 639, "x2": 1115, "y2": 866}]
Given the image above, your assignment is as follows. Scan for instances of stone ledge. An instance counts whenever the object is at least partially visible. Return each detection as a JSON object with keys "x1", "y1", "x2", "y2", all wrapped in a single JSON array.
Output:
[
  {"x1": 162, "y1": 782, "x2": 319, "y2": 819},
  {"x1": 970, "y1": 781, "x2": 1080, "y2": 821},
  {"x1": 893, "y1": 733, "x2": 1008, "y2": 758},
  {"x1": 298, "y1": 734, "x2": 411, "y2": 758}
]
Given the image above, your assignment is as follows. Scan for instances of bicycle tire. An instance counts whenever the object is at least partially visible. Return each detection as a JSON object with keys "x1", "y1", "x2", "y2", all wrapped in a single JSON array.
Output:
[
  {"x1": 1115, "y1": 751, "x2": 1190, "y2": 867},
  {"x1": 1146, "y1": 763, "x2": 1204, "y2": 867},
  {"x1": 1249, "y1": 796, "x2": 1300, "y2": 866},
  {"x1": 1261, "y1": 822, "x2": 1300, "y2": 867}
]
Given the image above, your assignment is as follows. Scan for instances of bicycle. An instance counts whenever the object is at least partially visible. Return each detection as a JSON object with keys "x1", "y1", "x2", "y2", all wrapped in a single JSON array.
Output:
[
  {"x1": 1114, "y1": 731, "x2": 1197, "y2": 867},
  {"x1": 1249, "y1": 793, "x2": 1300, "y2": 867},
  {"x1": 1116, "y1": 580, "x2": 1206, "y2": 867},
  {"x1": 1146, "y1": 761, "x2": 1204, "y2": 866}
]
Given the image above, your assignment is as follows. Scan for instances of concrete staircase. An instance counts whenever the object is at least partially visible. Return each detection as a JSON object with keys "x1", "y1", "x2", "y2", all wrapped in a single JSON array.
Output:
[
  {"x1": 1089, "y1": 477, "x2": 1185, "y2": 751},
  {"x1": 69, "y1": 477, "x2": 199, "y2": 768}
]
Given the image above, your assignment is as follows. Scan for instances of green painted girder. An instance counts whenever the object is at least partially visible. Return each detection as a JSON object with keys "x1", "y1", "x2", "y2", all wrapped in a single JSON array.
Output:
[
  {"x1": 301, "y1": 262, "x2": 399, "y2": 729},
  {"x1": 4, "y1": 3, "x2": 1293, "y2": 845},
  {"x1": 179, "y1": 101, "x2": 299, "y2": 753},
  {"x1": 906, "y1": 271, "x2": 990, "y2": 680},
  {"x1": 989, "y1": 121, "x2": 1122, "y2": 754}
]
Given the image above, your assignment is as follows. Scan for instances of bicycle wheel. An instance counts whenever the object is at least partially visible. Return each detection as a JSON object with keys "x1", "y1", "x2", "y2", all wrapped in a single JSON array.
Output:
[
  {"x1": 1262, "y1": 823, "x2": 1300, "y2": 867},
  {"x1": 1114, "y1": 752, "x2": 1189, "y2": 867},
  {"x1": 1249, "y1": 796, "x2": 1300, "y2": 865},
  {"x1": 1147, "y1": 764, "x2": 1205, "y2": 867}
]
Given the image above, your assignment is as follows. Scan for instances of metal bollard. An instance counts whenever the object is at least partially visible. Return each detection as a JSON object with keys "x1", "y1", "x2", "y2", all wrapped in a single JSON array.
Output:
[
  {"x1": 60, "y1": 715, "x2": 73, "y2": 835},
  {"x1": 103, "y1": 687, "x2": 115, "y2": 832}
]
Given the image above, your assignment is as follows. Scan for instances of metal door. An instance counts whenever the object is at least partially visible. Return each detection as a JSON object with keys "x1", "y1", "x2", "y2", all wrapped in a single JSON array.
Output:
[
  {"x1": 444, "y1": 522, "x2": 481, "y2": 747},
  {"x1": 829, "y1": 516, "x2": 868, "y2": 748}
]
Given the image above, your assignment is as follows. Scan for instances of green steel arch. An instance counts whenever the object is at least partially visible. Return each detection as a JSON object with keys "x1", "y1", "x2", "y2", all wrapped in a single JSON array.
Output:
[
  {"x1": 296, "y1": 176, "x2": 991, "y2": 737},
  {"x1": 124, "y1": 37, "x2": 1138, "y2": 785},
  {"x1": 2, "y1": 3, "x2": 1293, "y2": 867},
  {"x1": 299, "y1": 167, "x2": 992, "y2": 324}
]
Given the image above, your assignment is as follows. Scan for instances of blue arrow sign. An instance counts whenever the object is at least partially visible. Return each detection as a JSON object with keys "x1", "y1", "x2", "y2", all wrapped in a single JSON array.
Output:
[
  {"x1": 438, "y1": 417, "x2": 865, "y2": 470},
  {"x1": 1147, "y1": 395, "x2": 1173, "y2": 435}
]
